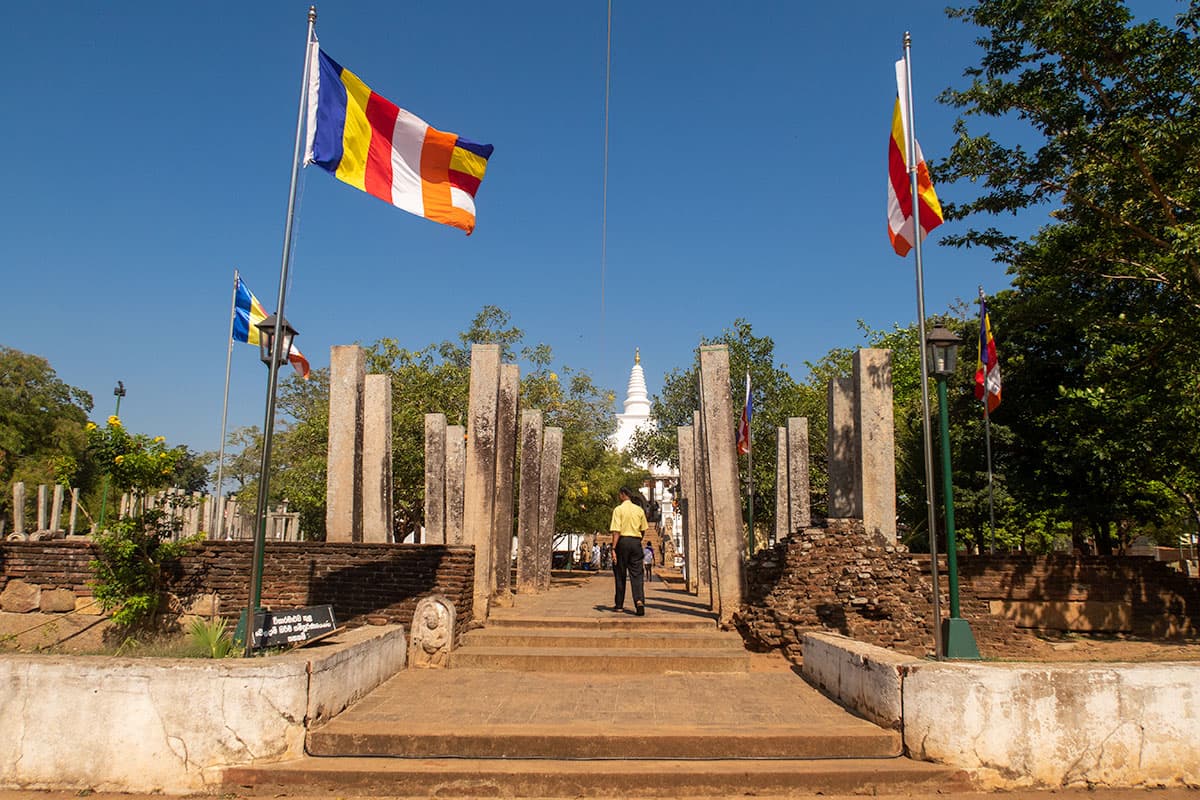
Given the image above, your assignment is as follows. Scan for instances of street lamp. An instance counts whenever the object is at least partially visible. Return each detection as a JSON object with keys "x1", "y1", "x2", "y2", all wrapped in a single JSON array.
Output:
[
  {"x1": 241, "y1": 314, "x2": 299, "y2": 656},
  {"x1": 97, "y1": 381, "x2": 127, "y2": 530},
  {"x1": 256, "y1": 314, "x2": 297, "y2": 368},
  {"x1": 926, "y1": 325, "x2": 980, "y2": 660}
]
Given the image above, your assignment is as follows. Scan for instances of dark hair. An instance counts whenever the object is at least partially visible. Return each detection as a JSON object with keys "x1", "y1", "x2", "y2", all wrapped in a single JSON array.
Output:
[{"x1": 619, "y1": 486, "x2": 633, "y2": 497}]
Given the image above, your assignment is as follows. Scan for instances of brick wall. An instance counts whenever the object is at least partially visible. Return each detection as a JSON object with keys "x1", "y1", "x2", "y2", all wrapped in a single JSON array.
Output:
[
  {"x1": 739, "y1": 522, "x2": 1199, "y2": 660},
  {"x1": 0, "y1": 541, "x2": 475, "y2": 635}
]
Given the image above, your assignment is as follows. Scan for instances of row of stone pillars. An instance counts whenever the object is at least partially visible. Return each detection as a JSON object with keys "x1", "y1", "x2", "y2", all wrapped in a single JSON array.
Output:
[
  {"x1": 674, "y1": 345, "x2": 746, "y2": 627},
  {"x1": 422, "y1": 345, "x2": 563, "y2": 623},
  {"x1": 770, "y1": 349, "x2": 895, "y2": 548},
  {"x1": 672, "y1": 347, "x2": 896, "y2": 627}
]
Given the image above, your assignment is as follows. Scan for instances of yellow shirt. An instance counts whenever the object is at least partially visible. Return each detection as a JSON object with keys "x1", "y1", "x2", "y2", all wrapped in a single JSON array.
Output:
[{"x1": 609, "y1": 500, "x2": 648, "y2": 538}]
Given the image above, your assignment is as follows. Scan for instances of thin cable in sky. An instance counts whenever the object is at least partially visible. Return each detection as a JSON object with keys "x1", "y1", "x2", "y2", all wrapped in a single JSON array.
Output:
[{"x1": 599, "y1": 0, "x2": 612, "y2": 367}]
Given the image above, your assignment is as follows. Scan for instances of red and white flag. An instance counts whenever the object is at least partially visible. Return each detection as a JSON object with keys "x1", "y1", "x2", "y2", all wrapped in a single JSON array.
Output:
[{"x1": 887, "y1": 59, "x2": 944, "y2": 257}]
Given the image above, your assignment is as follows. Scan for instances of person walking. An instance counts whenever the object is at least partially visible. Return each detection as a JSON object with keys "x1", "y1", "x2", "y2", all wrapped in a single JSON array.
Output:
[
  {"x1": 643, "y1": 540, "x2": 654, "y2": 582},
  {"x1": 609, "y1": 487, "x2": 648, "y2": 615}
]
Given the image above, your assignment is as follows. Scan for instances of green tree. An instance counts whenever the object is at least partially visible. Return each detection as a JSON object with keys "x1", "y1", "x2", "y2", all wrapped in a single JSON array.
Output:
[
  {"x1": 937, "y1": 0, "x2": 1200, "y2": 552},
  {"x1": 0, "y1": 346, "x2": 94, "y2": 522}
]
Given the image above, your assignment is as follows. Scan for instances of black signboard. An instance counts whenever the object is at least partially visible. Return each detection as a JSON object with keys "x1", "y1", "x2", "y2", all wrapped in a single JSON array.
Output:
[{"x1": 251, "y1": 605, "x2": 338, "y2": 649}]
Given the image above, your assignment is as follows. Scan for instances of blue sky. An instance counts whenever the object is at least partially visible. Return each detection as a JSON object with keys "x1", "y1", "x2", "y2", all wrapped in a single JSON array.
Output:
[{"x1": 1, "y1": 1, "x2": 1183, "y2": 456}]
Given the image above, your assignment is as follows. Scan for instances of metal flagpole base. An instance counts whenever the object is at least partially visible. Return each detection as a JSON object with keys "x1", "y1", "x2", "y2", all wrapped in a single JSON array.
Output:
[{"x1": 941, "y1": 617, "x2": 981, "y2": 660}]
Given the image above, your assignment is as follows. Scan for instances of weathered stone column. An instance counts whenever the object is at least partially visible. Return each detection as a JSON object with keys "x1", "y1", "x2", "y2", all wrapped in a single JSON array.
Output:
[
  {"x1": 423, "y1": 414, "x2": 448, "y2": 544},
  {"x1": 698, "y1": 345, "x2": 744, "y2": 627},
  {"x1": 787, "y1": 417, "x2": 812, "y2": 532},
  {"x1": 536, "y1": 427, "x2": 563, "y2": 593},
  {"x1": 326, "y1": 345, "x2": 365, "y2": 542},
  {"x1": 692, "y1": 411, "x2": 715, "y2": 610},
  {"x1": 50, "y1": 485, "x2": 64, "y2": 533},
  {"x1": 12, "y1": 482, "x2": 24, "y2": 536},
  {"x1": 445, "y1": 426, "x2": 466, "y2": 544},
  {"x1": 362, "y1": 374, "x2": 393, "y2": 543},
  {"x1": 37, "y1": 484, "x2": 48, "y2": 531},
  {"x1": 492, "y1": 364, "x2": 520, "y2": 604},
  {"x1": 69, "y1": 488, "x2": 80, "y2": 536},
  {"x1": 774, "y1": 426, "x2": 789, "y2": 543},
  {"x1": 465, "y1": 344, "x2": 501, "y2": 622},
  {"x1": 826, "y1": 376, "x2": 861, "y2": 518},
  {"x1": 515, "y1": 410, "x2": 543, "y2": 593},
  {"x1": 855, "y1": 349, "x2": 896, "y2": 544},
  {"x1": 677, "y1": 424, "x2": 699, "y2": 595}
]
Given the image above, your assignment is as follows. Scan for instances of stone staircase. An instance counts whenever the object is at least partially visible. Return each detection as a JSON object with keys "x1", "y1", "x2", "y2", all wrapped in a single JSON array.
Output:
[{"x1": 224, "y1": 575, "x2": 970, "y2": 797}]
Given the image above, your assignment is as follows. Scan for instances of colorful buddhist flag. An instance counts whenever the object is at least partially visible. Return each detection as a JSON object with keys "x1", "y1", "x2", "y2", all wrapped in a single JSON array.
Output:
[
  {"x1": 232, "y1": 275, "x2": 310, "y2": 379},
  {"x1": 887, "y1": 59, "x2": 943, "y2": 257},
  {"x1": 975, "y1": 296, "x2": 1001, "y2": 413},
  {"x1": 736, "y1": 371, "x2": 752, "y2": 456},
  {"x1": 304, "y1": 44, "x2": 494, "y2": 235}
]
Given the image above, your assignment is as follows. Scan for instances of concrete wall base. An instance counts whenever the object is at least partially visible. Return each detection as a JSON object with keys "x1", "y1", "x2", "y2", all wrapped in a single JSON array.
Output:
[
  {"x1": 802, "y1": 632, "x2": 1200, "y2": 789},
  {"x1": 0, "y1": 624, "x2": 406, "y2": 794}
]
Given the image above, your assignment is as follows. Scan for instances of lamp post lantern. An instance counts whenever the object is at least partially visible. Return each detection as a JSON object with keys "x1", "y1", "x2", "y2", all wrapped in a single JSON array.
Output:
[{"x1": 926, "y1": 325, "x2": 980, "y2": 660}]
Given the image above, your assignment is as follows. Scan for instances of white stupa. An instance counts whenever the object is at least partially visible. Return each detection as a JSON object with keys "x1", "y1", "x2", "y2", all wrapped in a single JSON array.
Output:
[{"x1": 613, "y1": 349, "x2": 652, "y2": 453}]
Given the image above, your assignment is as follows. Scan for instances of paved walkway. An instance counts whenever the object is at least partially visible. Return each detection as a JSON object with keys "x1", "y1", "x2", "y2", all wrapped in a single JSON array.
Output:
[
  {"x1": 491, "y1": 569, "x2": 716, "y2": 622},
  {"x1": 312, "y1": 572, "x2": 883, "y2": 753}
]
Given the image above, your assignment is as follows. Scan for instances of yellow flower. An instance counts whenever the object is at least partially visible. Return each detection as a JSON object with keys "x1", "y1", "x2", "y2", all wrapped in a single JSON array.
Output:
[
  {"x1": 108, "y1": 415, "x2": 121, "y2": 427},
  {"x1": 85, "y1": 422, "x2": 97, "y2": 431},
  {"x1": 161, "y1": 468, "x2": 171, "y2": 475},
  {"x1": 114, "y1": 455, "x2": 125, "y2": 464},
  {"x1": 153, "y1": 436, "x2": 165, "y2": 444},
  {"x1": 549, "y1": 372, "x2": 559, "y2": 382}
]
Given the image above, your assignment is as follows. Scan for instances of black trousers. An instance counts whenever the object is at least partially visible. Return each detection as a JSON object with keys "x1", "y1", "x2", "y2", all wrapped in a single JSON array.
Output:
[{"x1": 613, "y1": 536, "x2": 645, "y2": 609}]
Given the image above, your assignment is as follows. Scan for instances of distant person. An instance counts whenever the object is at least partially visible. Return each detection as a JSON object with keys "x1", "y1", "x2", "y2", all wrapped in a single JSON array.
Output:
[
  {"x1": 643, "y1": 540, "x2": 654, "y2": 582},
  {"x1": 609, "y1": 487, "x2": 648, "y2": 615},
  {"x1": 591, "y1": 542, "x2": 601, "y2": 570}
]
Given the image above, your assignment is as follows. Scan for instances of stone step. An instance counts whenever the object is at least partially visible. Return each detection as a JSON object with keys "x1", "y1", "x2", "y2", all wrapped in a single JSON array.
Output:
[
  {"x1": 224, "y1": 755, "x2": 969, "y2": 797},
  {"x1": 306, "y1": 722, "x2": 901, "y2": 759},
  {"x1": 462, "y1": 627, "x2": 744, "y2": 650},
  {"x1": 485, "y1": 615, "x2": 716, "y2": 630},
  {"x1": 449, "y1": 645, "x2": 750, "y2": 673}
]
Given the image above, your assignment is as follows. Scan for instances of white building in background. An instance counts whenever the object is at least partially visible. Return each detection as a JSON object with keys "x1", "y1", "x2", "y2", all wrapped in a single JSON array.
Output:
[{"x1": 612, "y1": 350, "x2": 682, "y2": 561}]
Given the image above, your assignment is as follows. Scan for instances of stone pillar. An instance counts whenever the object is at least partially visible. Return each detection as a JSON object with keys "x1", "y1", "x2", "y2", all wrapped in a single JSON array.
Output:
[
  {"x1": 826, "y1": 376, "x2": 861, "y2": 518},
  {"x1": 492, "y1": 364, "x2": 520, "y2": 603},
  {"x1": 69, "y1": 488, "x2": 80, "y2": 536},
  {"x1": 445, "y1": 426, "x2": 466, "y2": 544},
  {"x1": 465, "y1": 344, "x2": 501, "y2": 622},
  {"x1": 698, "y1": 345, "x2": 744, "y2": 627},
  {"x1": 37, "y1": 484, "x2": 48, "y2": 531},
  {"x1": 787, "y1": 417, "x2": 812, "y2": 531},
  {"x1": 50, "y1": 485, "x2": 64, "y2": 533},
  {"x1": 515, "y1": 410, "x2": 543, "y2": 593},
  {"x1": 362, "y1": 374, "x2": 393, "y2": 543},
  {"x1": 326, "y1": 345, "x2": 365, "y2": 542},
  {"x1": 423, "y1": 414, "x2": 448, "y2": 544},
  {"x1": 12, "y1": 482, "x2": 24, "y2": 536},
  {"x1": 692, "y1": 411, "x2": 715, "y2": 610},
  {"x1": 855, "y1": 349, "x2": 896, "y2": 544},
  {"x1": 774, "y1": 426, "x2": 789, "y2": 543},
  {"x1": 677, "y1": 425, "x2": 699, "y2": 595},
  {"x1": 537, "y1": 427, "x2": 563, "y2": 592}
]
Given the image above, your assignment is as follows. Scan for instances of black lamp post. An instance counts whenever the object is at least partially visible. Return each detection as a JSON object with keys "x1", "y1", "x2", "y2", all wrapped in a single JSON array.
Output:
[
  {"x1": 97, "y1": 381, "x2": 127, "y2": 530},
  {"x1": 242, "y1": 314, "x2": 298, "y2": 656},
  {"x1": 926, "y1": 325, "x2": 980, "y2": 660}
]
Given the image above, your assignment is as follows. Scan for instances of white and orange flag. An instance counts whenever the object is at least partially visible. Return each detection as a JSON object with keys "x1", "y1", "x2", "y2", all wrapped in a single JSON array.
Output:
[{"x1": 887, "y1": 59, "x2": 943, "y2": 257}]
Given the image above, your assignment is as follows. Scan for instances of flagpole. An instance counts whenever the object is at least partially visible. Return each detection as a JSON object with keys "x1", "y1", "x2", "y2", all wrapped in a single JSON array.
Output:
[
  {"x1": 244, "y1": 5, "x2": 317, "y2": 657},
  {"x1": 213, "y1": 269, "x2": 239, "y2": 541},
  {"x1": 902, "y1": 33, "x2": 944, "y2": 659},
  {"x1": 980, "y1": 287, "x2": 996, "y2": 554}
]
